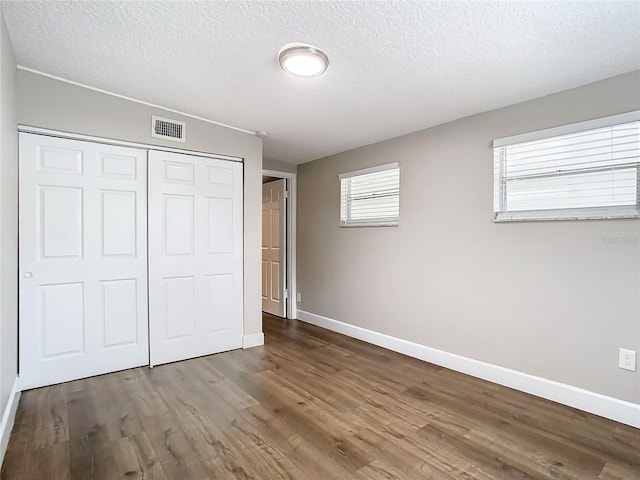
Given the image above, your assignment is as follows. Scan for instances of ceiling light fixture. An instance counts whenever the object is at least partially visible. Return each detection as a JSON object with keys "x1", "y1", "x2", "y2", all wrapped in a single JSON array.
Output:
[{"x1": 278, "y1": 43, "x2": 329, "y2": 77}]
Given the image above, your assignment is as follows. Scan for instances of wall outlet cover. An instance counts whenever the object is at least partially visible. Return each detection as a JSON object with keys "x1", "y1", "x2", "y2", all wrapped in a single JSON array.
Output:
[{"x1": 619, "y1": 348, "x2": 637, "y2": 371}]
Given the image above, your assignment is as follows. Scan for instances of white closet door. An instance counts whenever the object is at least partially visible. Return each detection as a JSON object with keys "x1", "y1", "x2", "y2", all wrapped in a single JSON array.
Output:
[
  {"x1": 19, "y1": 133, "x2": 149, "y2": 390},
  {"x1": 148, "y1": 151, "x2": 243, "y2": 366},
  {"x1": 262, "y1": 179, "x2": 286, "y2": 317}
]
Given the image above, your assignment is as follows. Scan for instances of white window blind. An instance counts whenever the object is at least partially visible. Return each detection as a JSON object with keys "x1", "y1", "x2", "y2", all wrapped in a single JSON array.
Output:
[
  {"x1": 339, "y1": 163, "x2": 400, "y2": 226},
  {"x1": 493, "y1": 112, "x2": 640, "y2": 221}
]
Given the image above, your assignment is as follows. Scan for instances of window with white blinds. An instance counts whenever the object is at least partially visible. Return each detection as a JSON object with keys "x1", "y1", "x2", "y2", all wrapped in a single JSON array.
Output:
[
  {"x1": 339, "y1": 162, "x2": 400, "y2": 227},
  {"x1": 493, "y1": 111, "x2": 640, "y2": 221}
]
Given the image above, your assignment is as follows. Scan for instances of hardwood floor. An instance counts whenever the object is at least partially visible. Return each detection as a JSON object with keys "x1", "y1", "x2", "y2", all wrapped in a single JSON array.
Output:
[{"x1": 3, "y1": 314, "x2": 639, "y2": 479}]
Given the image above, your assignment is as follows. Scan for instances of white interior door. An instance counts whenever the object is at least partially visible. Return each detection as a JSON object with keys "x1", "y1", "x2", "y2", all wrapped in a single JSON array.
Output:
[
  {"x1": 148, "y1": 151, "x2": 243, "y2": 366},
  {"x1": 19, "y1": 133, "x2": 149, "y2": 390},
  {"x1": 262, "y1": 179, "x2": 287, "y2": 317}
]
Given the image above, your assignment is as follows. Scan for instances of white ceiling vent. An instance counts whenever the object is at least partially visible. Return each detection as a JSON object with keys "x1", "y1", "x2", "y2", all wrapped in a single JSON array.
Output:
[{"x1": 151, "y1": 116, "x2": 186, "y2": 142}]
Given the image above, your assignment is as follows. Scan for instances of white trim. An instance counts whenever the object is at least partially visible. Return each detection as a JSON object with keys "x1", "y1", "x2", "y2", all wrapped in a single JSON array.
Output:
[
  {"x1": 338, "y1": 161, "x2": 399, "y2": 180},
  {"x1": 297, "y1": 310, "x2": 640, "y2": 428},
  {"x1": 242, "y1": 332, "x2": 265, "y2": 349},
  {"x1": 18, "y1": 66, "x2": 258, "y2": 136},
  {"x1": 493, "y1": 110, "x2": 640, "y2": 148},
  {"x1": 340, "y1": 221, "x2": 399, "y2": 228},
  {"x1": 494, "y1": 205, "x2": 640, "y2": 222},
  {"x1": 0, "y1": 378, "x2": 21, "y2": 468},
  {"x1": 262, "y1": 169, "x2": 298, "y2": 320},
  {"x1": 18, "y1": 125, "x2": 243, "y2": 163}
]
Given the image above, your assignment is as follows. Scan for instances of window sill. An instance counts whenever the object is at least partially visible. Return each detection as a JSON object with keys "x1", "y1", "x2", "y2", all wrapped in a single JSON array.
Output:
[
  {"x1": 494, "y1": 206, "x2": 639, "y2": 222},
  {"x1": 340, "y1": 222, "x2": 399, "y2": 228}
]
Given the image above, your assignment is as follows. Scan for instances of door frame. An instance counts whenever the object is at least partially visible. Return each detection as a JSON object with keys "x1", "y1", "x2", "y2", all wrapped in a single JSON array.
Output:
[{"x1": 262, "y1": 169, "x2": 297, "y2": 319}]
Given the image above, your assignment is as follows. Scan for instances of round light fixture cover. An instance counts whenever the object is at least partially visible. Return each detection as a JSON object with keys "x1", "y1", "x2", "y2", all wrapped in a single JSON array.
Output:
[{"x1": 278, "y1": 43, "x2": 329, "y2": 77}]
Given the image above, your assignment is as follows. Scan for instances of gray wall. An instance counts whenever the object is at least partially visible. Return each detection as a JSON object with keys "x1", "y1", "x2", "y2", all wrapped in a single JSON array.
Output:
[
  {"x1": 297, "y1": 71, "x2": 640, "y2": 404},
  {"x1": 263, "y1": 157, "x2": 297, "y2": 174},
  {"x1": 0, "y1": 6, "x2": 18, "y2": 417},
  {"x1": 17, "y1": 70, "x2": 264, "y2": 339}
]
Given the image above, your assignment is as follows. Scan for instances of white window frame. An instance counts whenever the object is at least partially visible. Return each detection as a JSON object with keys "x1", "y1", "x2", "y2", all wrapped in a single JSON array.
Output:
[
  {"x1": 339, "y1": 162, "x2": 400, "y2": 227},
  {"x1": 493, "y1": 111, "x2": 640, "y2": 222}
]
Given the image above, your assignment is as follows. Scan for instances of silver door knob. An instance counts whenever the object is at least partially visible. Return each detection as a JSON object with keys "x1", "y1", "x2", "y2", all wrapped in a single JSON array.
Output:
[{"x1": 23, "y1": 272, "x2": 33, "y2": 278}]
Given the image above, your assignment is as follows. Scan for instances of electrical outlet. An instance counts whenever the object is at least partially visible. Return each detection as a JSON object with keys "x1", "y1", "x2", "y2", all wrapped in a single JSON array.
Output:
[
  {"x1": 296, "y1": 292, "x2": 301, "y2": 302},
  {"x1": 619, "y1": 348, "x2": 637, "y2": 371}
]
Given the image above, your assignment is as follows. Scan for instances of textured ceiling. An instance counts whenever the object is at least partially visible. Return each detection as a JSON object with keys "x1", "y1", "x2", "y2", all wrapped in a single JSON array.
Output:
[{"x1": 3, "y1": 1, "x2": 640, "y2": 164}]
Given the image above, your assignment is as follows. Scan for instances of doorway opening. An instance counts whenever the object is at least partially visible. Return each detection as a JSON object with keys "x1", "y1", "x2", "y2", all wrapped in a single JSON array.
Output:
[{"x1": 261, "y1": 169, "x2": 297, "y2": 320}]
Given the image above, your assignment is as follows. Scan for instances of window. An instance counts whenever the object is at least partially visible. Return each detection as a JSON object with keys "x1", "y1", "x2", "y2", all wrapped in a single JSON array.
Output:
[
  {"x1": 340, "y1": 162, "x2": 400, "y2": 226},
  {"x1": 493, "y1": 111, "x2": 640, "y2": 221}
]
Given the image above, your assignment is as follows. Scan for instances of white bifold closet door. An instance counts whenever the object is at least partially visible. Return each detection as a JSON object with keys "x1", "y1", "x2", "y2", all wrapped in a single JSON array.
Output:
[
  {"x1": 148, "y1": 151, "x2": 243, "y2": 366},
  {"x1": 19, "y1": 133, "x2": 149, "y2": 390}
]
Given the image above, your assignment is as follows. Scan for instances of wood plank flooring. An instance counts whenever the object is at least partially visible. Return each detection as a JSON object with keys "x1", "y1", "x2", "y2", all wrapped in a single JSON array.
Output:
[{"x1": 3, "y1": 314, "x2": 639, "y2": 479}]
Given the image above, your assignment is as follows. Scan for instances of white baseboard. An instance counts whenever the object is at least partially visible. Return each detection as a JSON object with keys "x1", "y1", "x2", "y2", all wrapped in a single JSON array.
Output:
[
  {"x1": 297, "y1": 310, "x2": 640, "y2": 429},
  {"x1": 0, "y1": 377, "x2": 21, "y2": 468},
  {"x1": 243, "y1": 332, "x2": 265, "y2": 349}
]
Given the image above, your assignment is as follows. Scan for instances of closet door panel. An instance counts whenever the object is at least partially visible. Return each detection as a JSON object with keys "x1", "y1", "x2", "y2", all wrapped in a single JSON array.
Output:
[
  {"x1": 19, "y1": 133, "x2": 149, "y2": 390},
  {"x1": 148, "y1": 151, "x2": 243, "y2": 366}
]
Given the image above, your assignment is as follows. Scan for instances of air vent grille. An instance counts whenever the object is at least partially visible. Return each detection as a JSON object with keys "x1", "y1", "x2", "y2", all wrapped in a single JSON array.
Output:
[{"x1": 151, "y1": 116, "x2": 186, "y2": 142}]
